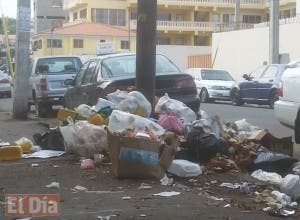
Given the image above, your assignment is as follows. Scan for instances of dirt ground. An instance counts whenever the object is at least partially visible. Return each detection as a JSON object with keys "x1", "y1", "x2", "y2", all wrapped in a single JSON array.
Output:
[{"x1": 0, "y1": 112, "x2": 298, "y2": 220}]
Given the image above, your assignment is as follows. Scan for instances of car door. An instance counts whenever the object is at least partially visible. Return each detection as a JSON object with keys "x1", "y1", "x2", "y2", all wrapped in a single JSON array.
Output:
[
  {"x1": 256, "y1": 65, "x2": 279, "y2": 100},
  {"x1": 79, "y1": 60, "x2": 98, "y2": 105},
  {"x1": 65, "y1": 62, "x2": 89, "y2": 109},
  {"x1": 240, "y1": 65, "x2": 267, "y2": 100}
]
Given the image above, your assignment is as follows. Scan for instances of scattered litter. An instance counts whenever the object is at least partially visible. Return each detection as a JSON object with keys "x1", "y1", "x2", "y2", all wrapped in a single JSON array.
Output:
[
  {"x1": 160, "y1": 175, "x2": 174, "y2": 186},
  {"x1": 167, "y1": 160, "x2": 202, "y2": 177},
  {"x1": 85, "y1": 190, "x2": 124, "y2": 194},
  {"x1": 14, "y1": 137, "x2": 33, "y2": 153},
  {"x1": 224, "y1": 204, "x2": 231, "y2": 208},
  {"x1": 0, "y1": 140, "x2": 10, "y2": 146},
  {"x1": 53, "y1": 165, "x2": 60, "y2": 168},
  {"x1": 97, "y1": 214, "x2": 118, "y2": 220},
  {"x1": 263, "y1": 207, "x2": 295, "y2": 217},
  {"x1": 80, "y1": 159, "x2": 95, "y2": 169},
  {"x1": 280, "y1": 174, "x2": 300, "y2": 199},
  {"x1": 271, "y1": 191, "x2": 292, "y2": 206},
  {"x1": 153, "y1": 191, "x2": 181, "y2": 197},
  {"x1": 15, "y1": 218, "x2": 33, "y2": 220},
  {"x1": 207, "y1": 196, "x2": 224, "y2": 201},
  {"x1": 122, "y1": 196, "x2": 131, "y2": 200},
  {"x1": 23, "y1": 150, "x2": 65, "y2": 159},
  {"x1": 31, "y1": 163, "x2": 39, "y2": 167},
  {"x1": 0, "y1": 146, "x2": 23, "y2": 161},
  {"x1": 140, "y1": 214, "x2": 147, "y2": 217},
  {"x1": 220, "y1": 182, "x2": 241, "y2": 189},
  {"x1": 138, "y1": 183, "x2": 152, "y2": 190},
  {"x1": 72, "y1": 185, "x2": 87, "y2": 192},
  {"x1": 251, "y1": 169, "x2": 283, "y2": 185},
  {"x1": 45, "y1": 182, "x2": 60, "y2": 189}
]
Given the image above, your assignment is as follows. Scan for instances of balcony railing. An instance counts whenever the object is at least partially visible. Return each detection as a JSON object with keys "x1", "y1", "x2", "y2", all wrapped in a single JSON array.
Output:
[
  {"x1": 130, "y1": 20, "x2": 254, "y2": 32},
  {"x1": 63, "y1": 0, "x2": 88, "y2": 10},
  {"x1": 127, "y1": 0, "x2": 266, "y2": 7},
  {"x1": 254, "y1": 15, "x2": 300, "y2": 28}
]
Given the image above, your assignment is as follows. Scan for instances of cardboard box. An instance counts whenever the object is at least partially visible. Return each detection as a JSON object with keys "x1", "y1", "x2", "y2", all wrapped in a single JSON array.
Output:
[{"x1": 108, "y1": 132, "x2": 175, "y2": 179}]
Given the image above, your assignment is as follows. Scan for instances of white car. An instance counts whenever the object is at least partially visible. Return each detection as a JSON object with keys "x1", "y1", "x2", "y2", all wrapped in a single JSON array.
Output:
[
  {"x1": 186, "y1": 68, "x2": 235, "y2": 102},
  {"x1": 274, "y1": 61, "x2": 300, "y2": 143}
]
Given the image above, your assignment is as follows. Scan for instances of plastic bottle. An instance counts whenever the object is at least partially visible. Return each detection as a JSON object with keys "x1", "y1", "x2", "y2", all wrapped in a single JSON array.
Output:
[{"x1": 0, "y1": 146, "x2": 23, "y2": 161}]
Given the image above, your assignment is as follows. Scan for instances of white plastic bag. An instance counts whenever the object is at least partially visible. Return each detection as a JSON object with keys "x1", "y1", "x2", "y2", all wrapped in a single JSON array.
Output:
[
  {"x1": 92, "y1": 98, "x2": 116, "y2": 112},
  {"x1": 251, "y1": 169, "x2": 283, "y2": 185},
  {"x1": 280, "y1": 174, "x2": 300, "y2": 199},
  {"x1": 108, "y1": 110, "x2": 165, "y2": 137},
  {"x1": 76, "y1": 104, "x2": 93, "y2": 118},
  {"x1": 128, "y1": 91, "x2": 152, "y2": 117},
  {"x1": 167, "y1": 159, "x2": 202, "y2": 177},
  {"x1": 155, "y1": 94, "x2": 196, "y2": 124},
  {"x1": 60, "y1": 120, "x2": 108, "y2": 158},
  {"x1": 107, "y1": 90, "x2": 130, "y2": 104}
]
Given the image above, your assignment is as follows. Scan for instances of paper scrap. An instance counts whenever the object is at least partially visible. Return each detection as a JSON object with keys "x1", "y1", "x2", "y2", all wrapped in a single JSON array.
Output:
[{"x1": 23, "y1": 150, "x2": 65, "y2": 159}]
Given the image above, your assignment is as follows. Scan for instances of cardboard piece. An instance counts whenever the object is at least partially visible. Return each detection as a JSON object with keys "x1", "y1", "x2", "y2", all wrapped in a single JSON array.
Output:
[{"x1": 108, "y1": 132, "x2": 176, "y2": 179}]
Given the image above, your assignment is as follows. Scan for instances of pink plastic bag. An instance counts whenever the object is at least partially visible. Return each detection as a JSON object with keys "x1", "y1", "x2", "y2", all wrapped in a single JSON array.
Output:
[
  {"x1": 158, "y1": 113, "x2": 185, "y2": 135},
  {"x1": 81, "y1": 159, "x2": 95, "y2": 169}
]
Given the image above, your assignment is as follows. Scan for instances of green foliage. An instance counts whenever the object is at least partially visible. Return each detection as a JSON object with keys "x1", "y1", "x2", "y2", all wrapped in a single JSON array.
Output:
[{"x1": 0, "y1": 17, "x2": 16, "y2": 35}]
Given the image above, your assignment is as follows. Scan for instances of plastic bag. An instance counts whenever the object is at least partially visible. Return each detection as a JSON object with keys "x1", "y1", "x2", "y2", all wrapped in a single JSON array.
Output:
[
  {"x1": 158, "y1": 113, "x2": 184, "y2": 135},
  {"x1": 155, "y1": 94, "x2": 196, "y2": 124},
  {"x1": 234, "y1": 118, "x2": 259, "y2": 138},
  {"x1": 281, "y1": 174, "x2": 300, "y2": 199},
  {"x1": 60, "y1": 120, "x2": 108, "y2": 158},
  {"x1": 128, "y1": 91, "x2": 152, "y2": 117},
  {"x1": 14, "y1": 137, "x2": 33, "y2": 153},
  {"x1": 167, "y1": 159, "x2": 202, "y2": 177},
  {"x1": 76, "y1": 104, "x2": 94, "y2": 118},
  {"x1": 92, "y1": 98, "x2": 116, "y2": 112},
  {"x1": 108, "y1": 110, "x2": 165, "y2": 137},
  {"x1": 251, "y1": 169, "x2": 283, "y2": 185},
  {"x1": 107, "y1": 90, "x2": 129, "y2": 104}
]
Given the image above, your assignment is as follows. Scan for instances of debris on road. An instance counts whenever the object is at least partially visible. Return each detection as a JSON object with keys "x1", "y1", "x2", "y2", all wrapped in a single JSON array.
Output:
[
  {"x1": 153, "y1": 191, "x2": 181, "y2": 197},
  {"x1": 45, "y1": 182, "x2": 60, "y2": 189},
  {"x1": 167, "y1": 159, "x2": 202, "y2": 177}
]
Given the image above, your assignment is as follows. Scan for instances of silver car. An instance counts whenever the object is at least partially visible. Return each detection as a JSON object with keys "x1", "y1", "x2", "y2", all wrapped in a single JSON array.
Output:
[{"x1": 0, "y1": 72, "x2": 11, "y2": 98}]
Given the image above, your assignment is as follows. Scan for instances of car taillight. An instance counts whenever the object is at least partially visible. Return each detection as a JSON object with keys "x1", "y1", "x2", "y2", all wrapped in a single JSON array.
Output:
[
  {"x1": 40, "y1": 79, "x2": 47, "y2": 91},
  {"x1": 175, "y1": 78, "x2": 196, "y2": 89},
  {"x1": 0, "y1": 78, "x2": 9, "y2": 83},
  {"x1": 103, "y1": 85, "x2": 117, "y2": 97},
  {"x1": 278, "y1": 81, "x2": 283, "y2": 97}
]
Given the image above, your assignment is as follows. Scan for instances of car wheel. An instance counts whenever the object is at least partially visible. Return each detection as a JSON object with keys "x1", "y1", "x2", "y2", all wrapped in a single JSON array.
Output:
[
  {"x1": 35, "y1": 101, "x2": 51, "y2": 118},
  {"x1": 269, "y1": 90, "x2": 279, "y2": 109},
  {"x1": 231, "y1": 89, "x2": 243, "y2": 106},
  {"x1": 200, "y1": 88, "x2": 209, "y2": 103}
]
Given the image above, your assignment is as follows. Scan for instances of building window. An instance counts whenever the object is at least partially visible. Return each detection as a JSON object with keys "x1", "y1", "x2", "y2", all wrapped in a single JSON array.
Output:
[
  {"x1": 175, "y1": 38, "x2": 184, "y2": 45},
  {"x1": 73, "y1": 12, "x2": 78, "y2": 21},
  {"x1": 131, "y1": 12, "x2": 137, "y2": 20},
  {"x1": 242, "y1": 15, "x2": 262, "y2": 24},
  {"x1": 73, "y1": 39, "x2": 84, "y2": 48},
  {"x1": 157, "y1": 37, "x2": 171, "y2": 45},
  {"x1": 194, "y1": 11, "x2": 210, "y2": 22},
  {"x1": 223, "y1": 14, "x2": 235, "y2": 23},
  {"x1": 80, "y1": 9, "x2": 87, "y2": 19},
  {"x1": 280, "y1": 9, "x2": 291, "y2": 19},
  {"x1": 47, "y1": 39, "x2": 62, "y2": 48},
  {"x1": 194, "y1": 36, "x2": 210, "y2": 46},
  {"x1": 91, "y1": 8, "x2": 126, "y2": 26},
  {"x1": 120, "y1": 40, "x2": 129, "y2": 49},
  {"x1": 157, "y1": 12, "x2": 171, "y2": 21},
  {"x1": 212, "y1": 14, "x2": 220, "y2": 22}
]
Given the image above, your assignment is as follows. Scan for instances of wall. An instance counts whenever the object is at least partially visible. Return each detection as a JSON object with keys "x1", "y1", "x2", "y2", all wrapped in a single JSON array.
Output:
[
  {"x1": 212, "y1": 22, "x2": 300, "y2": 81},
  {"x1": 156, "y1": 45, "x2": 211, "y2": 71}
]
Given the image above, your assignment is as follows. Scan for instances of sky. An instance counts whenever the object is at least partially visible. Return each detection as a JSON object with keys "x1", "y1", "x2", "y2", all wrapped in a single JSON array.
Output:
[{"x1": 0, "y1": 0, "x2": 17, "y2": 18}]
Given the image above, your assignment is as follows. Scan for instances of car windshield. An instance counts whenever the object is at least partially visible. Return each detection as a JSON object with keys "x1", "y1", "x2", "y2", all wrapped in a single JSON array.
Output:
[
  {"x1": 201, "y1": 70, "x2": 234, "y2": 81},
  {"x1": 35, "y1": 57, "x2": 82, "y2": 74},
  {"x1": 102, "y1": 54, "x2": 180, "y2": 77}
]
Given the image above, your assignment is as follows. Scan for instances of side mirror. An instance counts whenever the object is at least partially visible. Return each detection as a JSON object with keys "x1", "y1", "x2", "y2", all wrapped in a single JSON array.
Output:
[
  {"x1": 64, "y1": 79, "x2": 75, "y2": 86},
  {"x1": 243, "y1": 74, "x2": 250, "y2": 81}
]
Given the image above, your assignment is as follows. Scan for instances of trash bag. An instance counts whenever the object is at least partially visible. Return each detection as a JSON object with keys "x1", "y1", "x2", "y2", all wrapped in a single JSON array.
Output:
[
  {"x1": 234, "y1": 118, "x2": 259, "y2": 138},
  {"x1": 107, "y1": 90, "x2": 129, "y2": 104},
  {"x1": 108, "y1": 110, "x2": 165, "y2": 137},
  {"x1": 76, "y1": 104, "x2": 94, "y2": 119},
  {"x1": 128, "y1": 91, "x2": 152, "y2": 117},
  {"x1": 158, "y1": 113, "x2": 185, "y2": 135},
  {"x1": 185, "y1": 125, "x2": 229, "y2": 163},
  {"x1": 60, "y1": 120, "x2": 108, "y2": 158},
  {"x1": 92, "y1": 98, "x2": 116, "y2": 112},
  {"x1": 167, "y1": 159, "x2": 202, "y2": 177},
  {"x1": 251, "y1": 147, "x2": 298, "y2": 175},
  {"x1": 251, "y1": 169, "x2": 283, "y2": 185},
  {"x1": 33, "y1": 127, "x2": 65, "y2": 151},
  {"x1": 155, "y1": 94, "x2": 196, "y2": 124},
  {"x1": 281, "y1": 174, "x2": 300, "y2": 199}
]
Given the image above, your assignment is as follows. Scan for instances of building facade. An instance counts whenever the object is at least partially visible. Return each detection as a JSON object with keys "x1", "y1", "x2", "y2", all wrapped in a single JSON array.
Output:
[
  {"x1": 33, "y1": 0, "x2": 67, "y2": 33},
  {"x1": 63, "y1": 0, "x2": 297, "y2": 46}
]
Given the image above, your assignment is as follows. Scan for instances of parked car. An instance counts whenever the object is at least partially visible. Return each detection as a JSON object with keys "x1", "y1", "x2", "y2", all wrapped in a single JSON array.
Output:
[
  {"x1": 230, "y1": 64, "x2": 287, "y2": 108},
  {"x1": 28, "y1": 56, "x2": 83, "y2": 117},
  {"x1": 186, "y1": 68, "x2": 235, "y2": 102},
  {"x1": 64, "y1": 53, "x2": 200, "y2": 114},
  {"x1": 274, "y1": 61, "x2": 300, "y2": 143},
  {"x1": 0, "y1": 73, "x2": 11, "y2": 98}
]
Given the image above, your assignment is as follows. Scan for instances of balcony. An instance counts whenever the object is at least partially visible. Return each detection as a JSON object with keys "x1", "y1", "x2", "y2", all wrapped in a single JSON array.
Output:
[
  {"x1": 127, "y1": 0, "x2": 266, "y2": 9},
  {"x1": 130, "y1": 20, "x2": 254, "y2": 32},
  {"x1": 63, "y1": 0, "x2": 88, "y2": 10}
]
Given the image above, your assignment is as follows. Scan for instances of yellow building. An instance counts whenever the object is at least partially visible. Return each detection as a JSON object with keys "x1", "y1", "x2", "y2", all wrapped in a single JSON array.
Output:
[
  {"x1": 63, "y1": 0, "x2": 296, "y2": 47},
  {"x1": 32, "y1": 21, "x2": 136, "y2": 56}
]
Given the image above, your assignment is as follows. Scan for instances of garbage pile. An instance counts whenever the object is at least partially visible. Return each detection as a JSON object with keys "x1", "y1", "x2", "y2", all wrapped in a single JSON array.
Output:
[{"x1": 0, "y1": 90, "x2": 299, "y2": 217}]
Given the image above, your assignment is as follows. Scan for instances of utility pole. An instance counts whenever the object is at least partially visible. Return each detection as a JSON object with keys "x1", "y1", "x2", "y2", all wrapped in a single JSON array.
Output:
[
  {"x1": 234, "y1": 0, "x2": 240, "y2": 30},
  {"x1": 269, "y1": 0, "x2": 279, "y2": 64},
  {"x1": 135, "y1": 0, "x2": 157, "y2": 107},
  {"x1": 13, "y1": 0, "x2": 31, "y2": 119}
]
